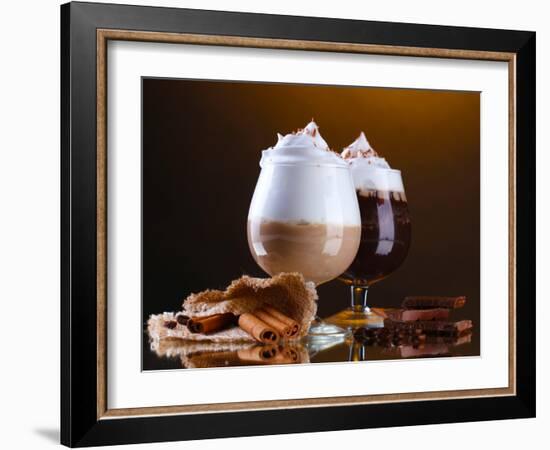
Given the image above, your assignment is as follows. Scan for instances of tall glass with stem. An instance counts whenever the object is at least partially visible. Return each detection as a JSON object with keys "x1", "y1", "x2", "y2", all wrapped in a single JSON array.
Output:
[
  {"x1": 247, "y1": 124, "x2": 362, "y2": 337},
  {"x1": 327, "y1": 166, "x2": 411, "y2": 329}
]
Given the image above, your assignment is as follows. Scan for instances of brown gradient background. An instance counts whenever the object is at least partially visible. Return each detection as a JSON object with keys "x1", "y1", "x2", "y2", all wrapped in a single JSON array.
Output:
[{"x1": 142, "y1": 78, "x2": 480, "y2": 369}]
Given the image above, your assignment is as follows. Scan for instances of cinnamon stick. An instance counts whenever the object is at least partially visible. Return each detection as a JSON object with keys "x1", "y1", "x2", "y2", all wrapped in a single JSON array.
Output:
[
  {"x1": 402, "y1": 296, "x2": 466, "y2": 310},
  {"x1": 186, "y1": 313, "x2": 236, "y2": 334},
  {"x1": 175, "y1": 313, "x2": 189, "y2": 326},
  {"x1": 254, "y1": 309, "x2": 292, "y2": 338},
  {"x1": 238, "y1": 312, "x2": 280, "y2": 344},
  {"x1": 261, "y1": 306, "x2": 300, "y2": 337}
]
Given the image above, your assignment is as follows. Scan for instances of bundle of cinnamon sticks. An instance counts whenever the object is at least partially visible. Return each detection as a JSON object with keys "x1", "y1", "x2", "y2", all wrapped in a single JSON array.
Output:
[{"x1": 166, "y1": 306, "x2": 301, "y2": 344}]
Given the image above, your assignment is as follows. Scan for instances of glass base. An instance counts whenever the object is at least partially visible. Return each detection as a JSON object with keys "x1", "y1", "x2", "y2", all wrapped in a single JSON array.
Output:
[
  {"x1": 324, "y1": 307, "x2": 384, "y2": 330},
  {"x1": 307, "y1": 319, "x2": 351, "y2": 339},
  {"x1": 301, "y1": 332, "x2": 348, "y2": 357}
]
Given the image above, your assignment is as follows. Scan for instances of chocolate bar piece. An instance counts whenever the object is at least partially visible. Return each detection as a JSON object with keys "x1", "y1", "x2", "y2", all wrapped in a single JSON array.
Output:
[
  {"x1": 381, "y1": 308, "x2": 451, "y2": 322},
  {"x1": 402, "y1": 296, "x2": 466, "y2": 310},
  {"x1": 384, "y1": 319, "x2": 473, "y2": 336}
]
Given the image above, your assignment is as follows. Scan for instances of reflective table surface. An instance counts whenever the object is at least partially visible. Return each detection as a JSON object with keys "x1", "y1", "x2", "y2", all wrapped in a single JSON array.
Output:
[{"x1": 143, "y1": 314, "x2": 477, "y2": 371}]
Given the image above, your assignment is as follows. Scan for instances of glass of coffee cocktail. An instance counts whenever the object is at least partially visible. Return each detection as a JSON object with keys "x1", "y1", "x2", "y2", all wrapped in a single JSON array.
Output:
[
  {"x1": 326, "y1": 132, "x2": 411, "y2": 328},
  {"x1": 247, "y1": 121, "x2": 361, "y2": 337}
]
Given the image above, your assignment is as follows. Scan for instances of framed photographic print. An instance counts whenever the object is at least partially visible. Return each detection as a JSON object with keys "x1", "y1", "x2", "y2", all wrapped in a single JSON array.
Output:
[{"x1": 61, "y1": 1, "x2": 536, "y2": 447}]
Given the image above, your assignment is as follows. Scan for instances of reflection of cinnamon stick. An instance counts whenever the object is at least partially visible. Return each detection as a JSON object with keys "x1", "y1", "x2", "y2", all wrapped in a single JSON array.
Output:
[
  {"x1": 187, "y1": 313, "x2": 236, "y2": 334},
  {"x1": 237, "y1": 345, "x2": 278, "y2": 363},
  {"x1": 271, "y1": 353, "x2": 298, "y2": 365},
  {"x1": 402, "y1": 296, "x2": 466, "y2": 310},
  {"x1": 187, "y1": 351, "x2": 243, "y2": 368},
  {"x1": 279, "y1": 346, "x2": 300, "y2": 362},
  {"x1": 187, "y1": 345, "x2": 295, "y2": 368},
  {"x1": 238, "y1": 313, "x2": 280, "y2": 344},
  {"x1": 261, "y1": 306, "x2": 300, "y2": 337}
]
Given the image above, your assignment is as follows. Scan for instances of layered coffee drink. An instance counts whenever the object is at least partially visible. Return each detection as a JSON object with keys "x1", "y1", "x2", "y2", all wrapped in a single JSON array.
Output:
[
  {"x1": 339, "y1": 132, "x2": 411, "y2": 287},
  {"x1": 248, "y1": 219, "x2": 361, "y2": 286},
  {"x1": 247, "y1": 121, "x2": 361, "y2": 287}
]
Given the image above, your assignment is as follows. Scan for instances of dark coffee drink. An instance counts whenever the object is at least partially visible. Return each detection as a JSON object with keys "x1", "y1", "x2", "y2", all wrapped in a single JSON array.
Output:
[
  {"x1": 339, "y1": 190, "x2": 411, "y2": 287},
  {"x1": 327, "y1": 133, "x2": 411, "y2": 328}
]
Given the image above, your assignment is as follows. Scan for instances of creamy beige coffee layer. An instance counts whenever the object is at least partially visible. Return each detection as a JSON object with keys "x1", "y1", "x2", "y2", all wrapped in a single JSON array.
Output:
[{"x1": 247, "y1": 219, "x2": 361, "y2": 285}]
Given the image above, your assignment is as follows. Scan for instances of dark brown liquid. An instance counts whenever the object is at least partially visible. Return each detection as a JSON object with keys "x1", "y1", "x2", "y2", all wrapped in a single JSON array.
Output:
[{"x1": 340, "y1": 190, "x2": 411, "y2": 286}]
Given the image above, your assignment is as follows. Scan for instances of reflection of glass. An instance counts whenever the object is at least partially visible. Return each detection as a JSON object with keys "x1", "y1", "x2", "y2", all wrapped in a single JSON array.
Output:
[
  {"x1": 247, "y1": 161, "x2": 361, "y2": 337},
  {"x1": 327, "y1": 168, "x2": 411, "y2": 329},
  {"x1": 348, "y1": 340, "x2": 367, "y2": 361}
]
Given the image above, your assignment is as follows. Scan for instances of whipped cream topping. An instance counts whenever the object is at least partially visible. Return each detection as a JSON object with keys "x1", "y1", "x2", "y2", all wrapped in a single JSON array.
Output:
[
  {"x1": 342, "y1": 132, "x2": 403, "y2": 192},
  {"x1": 341, "y1": 132, "x2": 390, "y2": 169},
  {"x1": 260, "y1": 121, "x2": 346, "y2": 167}
]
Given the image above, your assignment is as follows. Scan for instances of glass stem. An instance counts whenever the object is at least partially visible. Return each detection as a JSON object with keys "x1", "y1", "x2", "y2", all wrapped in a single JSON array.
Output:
[{"x1": 350, "y1": 285, "x2": 370, "y2": 313}]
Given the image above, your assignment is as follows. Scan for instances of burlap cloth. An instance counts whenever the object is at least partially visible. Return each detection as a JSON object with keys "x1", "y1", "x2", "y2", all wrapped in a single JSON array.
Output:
[{"x1": 147, "y1": 272, "x2": 317, "y2": 343}]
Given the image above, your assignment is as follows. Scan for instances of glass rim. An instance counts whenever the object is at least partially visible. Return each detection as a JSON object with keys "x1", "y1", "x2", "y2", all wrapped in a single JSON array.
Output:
[
  {"x1": 360, "y1": 167, "x2": 403, "y2": 175},
  {"x1": 261, "y1": 161, "x2": 403, "y2": 174},
  {"x1": 260, "y1": 161, "x2": 352, "y2": 169}
]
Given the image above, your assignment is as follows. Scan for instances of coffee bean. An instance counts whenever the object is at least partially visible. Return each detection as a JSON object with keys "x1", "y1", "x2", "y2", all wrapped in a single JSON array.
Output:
[
  {"x1": 164, "y1": 320, "x2": 177, "y2": 329},
  {"x1": 375, "y1": 329, "x2": 389, "y2": 339}
]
